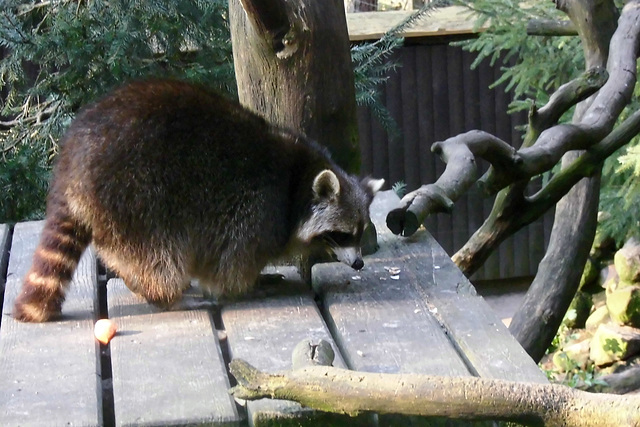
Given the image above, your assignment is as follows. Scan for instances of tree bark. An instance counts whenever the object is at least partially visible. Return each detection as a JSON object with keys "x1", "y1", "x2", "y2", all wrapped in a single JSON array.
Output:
[
  {"x1": 229, "y1": 358, "x2": 640, "y2": 427},
  {"x1": 509, "y1": 0, "x2": 622, "y2": 362},
  {"x1": 229, "y1": 0, "x2": 360, "y2": 171}
]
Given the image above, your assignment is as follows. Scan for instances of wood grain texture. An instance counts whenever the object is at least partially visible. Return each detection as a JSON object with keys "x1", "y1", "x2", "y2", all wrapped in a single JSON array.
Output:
[
  {"x1": 313, "y1": 220, "x2": 470, "y2": 376},
  {"x1": 314, "y1": 191, "x2": 547, "y2": 383},
  {"x1": 346, "y1": 7, "x2": 479, "y2": 41},
  {"x1": 107, "y1": 278, "x2": 240, "y2": 426},
  {"x1": 0, "y1": 221, "x2": 102, "y2": 426},
  {"x1": 221, "y1": 267, "x2": 357, "y2": 427}
]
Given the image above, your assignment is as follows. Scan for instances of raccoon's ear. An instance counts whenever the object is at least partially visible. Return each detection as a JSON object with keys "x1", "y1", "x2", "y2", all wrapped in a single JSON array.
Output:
[
  {"x1": 362, "y1": 177, "x2": 385, "y2": 196},
  {"x1": 313, "y1": 170, "x2": 340, "y2": 200}
]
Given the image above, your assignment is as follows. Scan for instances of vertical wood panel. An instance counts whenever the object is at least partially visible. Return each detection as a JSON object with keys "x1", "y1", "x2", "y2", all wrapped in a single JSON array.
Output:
[
  {"x1": 510, "y1": 106, "x2": 531, "y2": 277},
  {"x1": 431, "y1": 44, "x2": 454, "y2": 253},
  {"x1": 476, "y1": 56, "x2": 501, "y2": 279},
  {"x1": 385, "y1": 52, "x2": 404, "y2": 188},
  {"x1": 493, "y1": 63, "x2": 515, "y2": 278},
  {"x1": 461, "y1": 49, "x2": 487, "y2": 278},
  {"x1": 357, "y1": 105, "x2": 373, "y2": 175},
  {"x1": 416, "y1": 45, "x2": 438, "y2": 233},
  {"x1": 400, "y1": 48, "x2": 421, "y2": 190},
  {"x1": 446, "y1": 45, "x2": 469, "y2": 255},
  {"x1": 370, "y1": 85, "x2": 389, "y2": 179}
]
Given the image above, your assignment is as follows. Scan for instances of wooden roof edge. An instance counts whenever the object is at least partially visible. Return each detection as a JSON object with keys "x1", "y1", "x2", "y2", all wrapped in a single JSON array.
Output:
[{"x1": 347, "y1": 6, "x2": 484, "y2": 41}]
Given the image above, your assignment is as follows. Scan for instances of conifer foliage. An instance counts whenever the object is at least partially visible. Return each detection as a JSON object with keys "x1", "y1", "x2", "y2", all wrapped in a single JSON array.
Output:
[{"x1": 0, "y1": 0, "x2": 234, "y2": 221}]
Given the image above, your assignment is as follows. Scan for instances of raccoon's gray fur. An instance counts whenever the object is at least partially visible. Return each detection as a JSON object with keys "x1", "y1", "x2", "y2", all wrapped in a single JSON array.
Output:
[{"x1": 14, "y1": 79, "x2": 383, "y2": 322}]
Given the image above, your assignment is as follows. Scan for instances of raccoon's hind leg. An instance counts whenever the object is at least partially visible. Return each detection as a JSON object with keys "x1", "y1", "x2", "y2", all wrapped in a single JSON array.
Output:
[
  {"x1": 99, "y1": 248, "x2": 190, "y2": 309},
  {"x1": 14, "y1": 207, "x2": 92, "y2": 322},
  {"x1": 196, "y1": 253, "x2": 266, "y2": 299}
]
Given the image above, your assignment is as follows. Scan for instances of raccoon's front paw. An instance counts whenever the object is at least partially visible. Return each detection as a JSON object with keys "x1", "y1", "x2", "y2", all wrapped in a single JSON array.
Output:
[{"x1": 13, "y1": 288, "x2": 63, "y2": 323}]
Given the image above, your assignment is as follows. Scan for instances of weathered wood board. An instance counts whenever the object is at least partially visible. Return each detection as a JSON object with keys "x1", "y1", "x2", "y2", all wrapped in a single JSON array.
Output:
[
  {"x1": 314, "y1": 191, "x2": 547, "y2": 383},
  {"x1": 107, "y1": 278, "x2": 240, "y2": 426},
  {"x1": 0, "y1": 221, "x2": 103, "y2": 426},
  {"x1": 313, "y1": 262, "x2": 471, "y2": 376},
  {"x1": 221, "y1": 267, "x2": 366, "y2": 427},
  {"x1": 426, "y1": 245, "x2": 548, "y2": 383},
  {"x1": 347, "y1": 7, "x2": 479, "y2": 41}
]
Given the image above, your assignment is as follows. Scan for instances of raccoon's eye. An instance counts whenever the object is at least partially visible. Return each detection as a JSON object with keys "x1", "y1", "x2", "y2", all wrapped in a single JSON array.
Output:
[{"x1": 323, "y1": 231, "x2": 355, "y2": 247}]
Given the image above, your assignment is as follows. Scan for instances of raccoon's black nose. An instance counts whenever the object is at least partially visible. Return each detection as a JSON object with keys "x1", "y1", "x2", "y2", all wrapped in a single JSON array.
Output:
[{"x1": 352, "y1": 258, "x2": 364, "y2": 270}]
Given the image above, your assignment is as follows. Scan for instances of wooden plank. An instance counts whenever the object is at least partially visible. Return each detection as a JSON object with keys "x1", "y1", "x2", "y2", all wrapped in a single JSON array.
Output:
[
  {"x1": 371, "y1": 85, "x2": 390, "y2": 181},
  {"x1": 400, "y1": 47, "x2": 421, "y2": 190},
  {"x1": 314, "y1": 193, "x2": 469, "y2": 377},
  {"x1": 385, "y1": 52, "x2": 404, "y2": 188},
  {"x1": 477, "y1": 58, "x2": 501, "y2": 280},
  {"x1": 314, "y1": 261, "x2": 471, "y2": 377},
  {"x1": 107, "y1": 278, "x2": 240, "y2": 426},
  {"x1": 493, "y1": 67, "x2": 515, "y2": 279},
  {"x1": 415, "y1": 45, "x2": 433, "y2": 186},
  {"x1": 431, "y1": 43, "x2": 454, "y2": 254},
  {"x1": 315, "y1": 192, "x2": 547, "y2": 384},
  {"x1": 347, "y1": 7, "x2": 479, "y2": 41},
  {"x1": 357, "y1": 105, "x2": 374, "y2": 176},
  {"x1": 508, "y1": 90, "x2": 531, "y2": 278},
  {"x1": 461, "y1": 48, "x2": 488, "y2": 280},
  {"x1": 415, "y1": 45, "x2": 438, "y2": 234},
  {"x1": 0, "y1": 221, "x2": 102, "y2": 426},
  {"x1": 221, "y1": 267, "x2": 360, "y2": 427},
  {"x1": 0, "y1": 224, "x2": 11, "y2": 294},
  {"x1": 421, "y1": 240, "x2": 547, "y2": 383},
  {"x1": 447, "y1": 45, "x2": 470, "y2": 254}
]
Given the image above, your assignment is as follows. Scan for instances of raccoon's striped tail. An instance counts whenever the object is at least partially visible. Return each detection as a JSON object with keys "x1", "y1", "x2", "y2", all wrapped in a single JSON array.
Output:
[{"x1": 13, "y1": 210, "x2": 91, "y2": 323}]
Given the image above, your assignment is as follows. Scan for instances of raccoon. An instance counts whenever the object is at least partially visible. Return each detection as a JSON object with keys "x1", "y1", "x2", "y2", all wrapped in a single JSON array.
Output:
[{"x1": 13, "y1": 80, "x2": 383, "y2": 322}]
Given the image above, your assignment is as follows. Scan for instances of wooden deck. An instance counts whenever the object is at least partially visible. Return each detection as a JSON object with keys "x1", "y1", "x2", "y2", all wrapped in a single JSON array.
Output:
[{"x1": 0, "y1": 191, "x2": 546, "y2": 426}]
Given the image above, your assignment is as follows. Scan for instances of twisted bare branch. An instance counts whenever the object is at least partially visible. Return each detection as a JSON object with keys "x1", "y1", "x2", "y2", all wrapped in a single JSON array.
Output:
[{"x1": 386, "y1": 2, "x2": 639, "y2": 243}]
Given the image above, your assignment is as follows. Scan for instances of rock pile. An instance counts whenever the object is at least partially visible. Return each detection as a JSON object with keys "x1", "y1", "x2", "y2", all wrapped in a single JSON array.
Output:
[{"x1": 544, "y1": 238, "x2": 640, "y2": 394}]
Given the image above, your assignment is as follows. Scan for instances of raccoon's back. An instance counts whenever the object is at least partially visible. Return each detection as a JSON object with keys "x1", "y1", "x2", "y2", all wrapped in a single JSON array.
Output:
[{"x1": 55, "y1": 80, "x2": 298, "y2": 245}]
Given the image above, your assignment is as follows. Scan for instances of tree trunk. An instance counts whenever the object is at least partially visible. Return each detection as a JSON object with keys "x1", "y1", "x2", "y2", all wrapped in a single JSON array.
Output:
[
  {"x1": 229, "y1": 0, "x2": 360, "y2": 172},
  {"x1": 509, "y1": 0, "x2": 620, "y2": 362},
  {"x1": 229, "y1": 358, "x2": 640, "y2": 427}
]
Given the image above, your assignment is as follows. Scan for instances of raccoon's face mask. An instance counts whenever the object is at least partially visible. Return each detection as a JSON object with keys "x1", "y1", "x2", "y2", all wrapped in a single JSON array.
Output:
[{"x1": 298, "y1": 169, "x2": 384, "y2": 271}]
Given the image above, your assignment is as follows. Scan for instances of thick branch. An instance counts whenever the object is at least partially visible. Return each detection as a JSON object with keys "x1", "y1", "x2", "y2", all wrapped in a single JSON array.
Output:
[
  {"x1": 523, "y1": 67, "x2": 608, "y2": 148},
  {"x1": 480, "y1": 67, "x2": 609, "y2": 195},
  {"x1": 453, "y1": 107, "x2": 640, "y2": 276},
  {"x1": 582, "y1": 366, "x2": 640, "y2": 394},
  {"x1": 481, "y1": 1, "x2": 631, "y2": 194},
  {"x1": 237, "y1": 0, "x2": 292, "y2": 54},
  {"x1": 229, "y1": 358, "x2": 640, "y2": 426},
  {"x1": 531, "y1": 108, "x2": 640, "y2": 204},
  {"x1": 386, "y1": 131, "x2": 518, "y2": 236},
  {"x1": 0, "y1": 99, "x2": 61, "y2": 130},
  {"x1": 527, "y1": 19, "x2": 577, "y2": 36}
]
